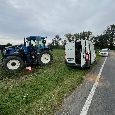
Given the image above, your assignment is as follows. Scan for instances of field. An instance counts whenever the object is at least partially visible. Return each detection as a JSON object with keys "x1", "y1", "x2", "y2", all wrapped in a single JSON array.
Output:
[{"x1": 0, "y1": 49, "x2": 101, "y2": 115}]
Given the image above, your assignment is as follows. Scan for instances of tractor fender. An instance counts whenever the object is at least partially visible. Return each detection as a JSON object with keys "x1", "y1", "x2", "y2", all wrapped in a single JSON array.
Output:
[
  {"x1": 11, "y1": 53, "x2": 25, "y2": 62},
  {"x1": 40, "y1": 47, "x2": 49, "y2": 53},
  {"x1": 40, "y1": 47, "x2": 53, "y2": 53}
]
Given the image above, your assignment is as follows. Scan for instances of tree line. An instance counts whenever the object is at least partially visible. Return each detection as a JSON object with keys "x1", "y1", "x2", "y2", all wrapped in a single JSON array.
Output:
[{"x1": 47, "y1": 24, "x2": 115, "y2": 50}]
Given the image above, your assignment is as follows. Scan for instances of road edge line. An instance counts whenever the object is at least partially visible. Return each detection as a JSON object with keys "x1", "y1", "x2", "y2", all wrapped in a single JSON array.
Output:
[{"x1": 80, "y1": 57, "x2": 107, "y2": 115}]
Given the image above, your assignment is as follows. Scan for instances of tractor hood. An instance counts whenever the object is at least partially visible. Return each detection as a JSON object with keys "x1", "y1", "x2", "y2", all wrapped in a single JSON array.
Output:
[
  {"x1": 6, "y1": 46, "x2": 27, "y2": 51},
  {"x1": 22, "y1": 47, "x2": 28, "y2": 52},
  {"x1": 4, "y1": 46, "x2": 28, "y2": 55}
]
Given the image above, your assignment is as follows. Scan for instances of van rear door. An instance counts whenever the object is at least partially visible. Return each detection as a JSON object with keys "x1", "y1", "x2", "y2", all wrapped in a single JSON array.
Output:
[
  {"x1": 75, "y1": 41, "x2": 81, "y2": 65},
  {"x1": 81, "y1": 40, "x2": 86, "y2": 67},
  {"x1": 65, "y1": 42, "x2": 75, "y2": 64}
]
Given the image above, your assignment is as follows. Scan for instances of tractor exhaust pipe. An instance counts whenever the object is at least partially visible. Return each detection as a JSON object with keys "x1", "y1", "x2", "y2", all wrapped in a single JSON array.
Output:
[{"x1": 24, "y1": 38, "x2": 26, "y2": 46}]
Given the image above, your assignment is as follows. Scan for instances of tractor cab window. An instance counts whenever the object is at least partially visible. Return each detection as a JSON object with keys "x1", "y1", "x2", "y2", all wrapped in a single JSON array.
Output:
[
  {"x1": 31, "y1": 40, "x2": 36, "y2": 46},
  {"x1": 36, "y1": 39, "x2": 44, "y2": 48},
  {"x1": 26, "y1": 40, "x2": 36, "y2": 47},
  {"x1": 39, "y1": 40, "x2": 44, "y2": 47}
]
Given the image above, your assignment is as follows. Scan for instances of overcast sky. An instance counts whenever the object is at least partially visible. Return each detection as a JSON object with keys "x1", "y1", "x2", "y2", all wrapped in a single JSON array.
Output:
[{"x1": 0, "y1": 0, "x2": 115, "y2": 45}]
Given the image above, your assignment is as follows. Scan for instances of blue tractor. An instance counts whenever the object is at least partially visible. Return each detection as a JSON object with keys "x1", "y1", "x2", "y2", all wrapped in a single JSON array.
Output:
[{"x1": 0, "y1": 36, "x2": 53, "y2": 72}]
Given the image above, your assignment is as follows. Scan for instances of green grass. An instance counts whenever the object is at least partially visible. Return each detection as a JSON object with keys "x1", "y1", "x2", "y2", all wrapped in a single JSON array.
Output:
[{"x1": 0, "y1": 49, "x2": 101, "y2": 115}]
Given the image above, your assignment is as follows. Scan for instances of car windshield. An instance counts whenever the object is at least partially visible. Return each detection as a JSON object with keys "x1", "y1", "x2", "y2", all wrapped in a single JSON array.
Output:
[{"x1": 100, "y1": 50, "x2": 108, "y2": 52}]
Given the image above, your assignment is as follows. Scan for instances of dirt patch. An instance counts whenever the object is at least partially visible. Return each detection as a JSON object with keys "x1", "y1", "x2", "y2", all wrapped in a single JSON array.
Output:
[
  {"x1": 109, "y1": 52, "x2": 115, "y2": 56},
  {"x1": 19, "y1": 68, "x2": 33, "y2": 74},
  {"x1": 85, "y1": 74, "x2": 110, "y2": 87},
  {"x1": 84, "y1": 74, "x2": 98, "y2": 83},
  {"x1": 98, "y1": 76, "x2": 110, "y2": 87},
  {"x1": 109, "y1": 52, "x2": 115, "y2": 60}
]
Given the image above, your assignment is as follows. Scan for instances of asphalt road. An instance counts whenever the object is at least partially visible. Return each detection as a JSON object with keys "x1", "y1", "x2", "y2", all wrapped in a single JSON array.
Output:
[{"x1": 55, "y1": 50, "x2": 115, "y2": 115}]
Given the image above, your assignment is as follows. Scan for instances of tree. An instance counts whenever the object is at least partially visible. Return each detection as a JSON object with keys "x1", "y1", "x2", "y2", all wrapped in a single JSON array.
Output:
[
  {"x1": 47, "y1": 39, "x2": 55, "y2": 49},
  {"x1": 102, "y1": 24, "x2": 115, "y2": 49},
  {"x1": 47, "y1": 35, "x2": 61, "y2": 49},
  {"x1": 93, "y1": 35, "x2": 100, "y2": 49},
  {"x1": 81, "y1": 31, "x2": 86, "y2": 40},
  {"x1": 53, "y1": 35, "x2": 61, "y2": 49},
  {"x1": 78, "y1": 31, "x2": 92, "y2": 40},
  {"x1": 74, "y1": 33, "x2": 80, "y2": 41},
  {"x1": 64, "y1": 33, "x2": 74, "y2": 42},
  {"x1": 6, "y1": 43, "x2": 12, "y2": 46},
  {"x1": 61, "y1": 39, "x2": 67, "y2": 50},
  {"x1": 47, "y1": 43, "x2": 52, "y2": 49},
  {"x1": 86, "y1": 31, "x2": 92, "y2": 40}
]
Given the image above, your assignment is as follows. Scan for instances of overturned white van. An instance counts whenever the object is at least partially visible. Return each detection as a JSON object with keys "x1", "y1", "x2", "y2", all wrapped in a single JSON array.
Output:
[{"x1": 65, "y1": 39, "x2": 96, "y2": 68}]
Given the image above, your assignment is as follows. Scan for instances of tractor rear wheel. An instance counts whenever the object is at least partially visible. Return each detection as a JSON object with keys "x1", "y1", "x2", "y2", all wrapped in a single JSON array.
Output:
[
  {"x1": 2, "y1": 56, "x2": 24, "y2": 72},
  {"x1": 38, "y1": 50, "x2": 53, "y2": 66}
]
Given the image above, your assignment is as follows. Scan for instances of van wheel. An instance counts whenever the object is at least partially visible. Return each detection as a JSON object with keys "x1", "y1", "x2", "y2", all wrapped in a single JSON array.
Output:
[
  {"x1": 87, "y1": 60, "x2": 91, "y2": 69},
  {"x1": 87, "y1": 65, "x2": 91, "y2": 69},
  {"x1": 94, "y1": 57, "x2": 96, "y2": 62}
]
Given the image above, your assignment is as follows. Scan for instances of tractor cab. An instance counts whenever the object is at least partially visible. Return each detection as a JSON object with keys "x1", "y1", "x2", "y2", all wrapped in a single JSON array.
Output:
[{"x1": 24, "y1": 36, "x2": 47, "y2": 54}]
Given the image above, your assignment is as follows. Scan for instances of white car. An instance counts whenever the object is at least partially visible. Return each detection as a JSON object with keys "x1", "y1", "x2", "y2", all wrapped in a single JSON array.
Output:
[{"x1": 99, "y1": 50, "x2": 108, "y2": 56}]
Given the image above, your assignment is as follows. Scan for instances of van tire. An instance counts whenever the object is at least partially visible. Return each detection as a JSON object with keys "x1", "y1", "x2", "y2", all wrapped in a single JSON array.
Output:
[
  {"x1": 94, "y1": 57, "x2": 96, "y2": 62},
  {"x1": 87, "y1": 65, "x2": 91, "y2": 69}
]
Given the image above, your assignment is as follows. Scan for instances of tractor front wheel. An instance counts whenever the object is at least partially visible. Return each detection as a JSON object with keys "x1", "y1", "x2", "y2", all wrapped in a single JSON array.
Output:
[
  {"x1": 38, "y1": 50, "x2": 53, "y2": 66},
  {"x1": 2, "y1": 56, "x2": 24, "y2": 72}
]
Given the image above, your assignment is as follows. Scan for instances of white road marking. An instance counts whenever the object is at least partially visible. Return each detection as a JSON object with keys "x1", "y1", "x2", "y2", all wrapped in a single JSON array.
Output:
[{"x1": 80, "y1": 57, "x2": 107, "y2": 115}]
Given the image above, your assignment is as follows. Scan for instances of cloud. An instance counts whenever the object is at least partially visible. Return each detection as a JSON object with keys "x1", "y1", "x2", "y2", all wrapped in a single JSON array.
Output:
[
  {"x1": 0, "y1": 35, "x2": 24, "y2": 45},
  {"x1": 0, "y1": 0, "x2": 115, "y2": 45}
]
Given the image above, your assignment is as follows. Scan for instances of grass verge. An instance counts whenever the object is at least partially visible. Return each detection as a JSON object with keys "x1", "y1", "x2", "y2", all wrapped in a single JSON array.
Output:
[{"x1": 0, "y1": 49, "x2": 101, "y2": 115}]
